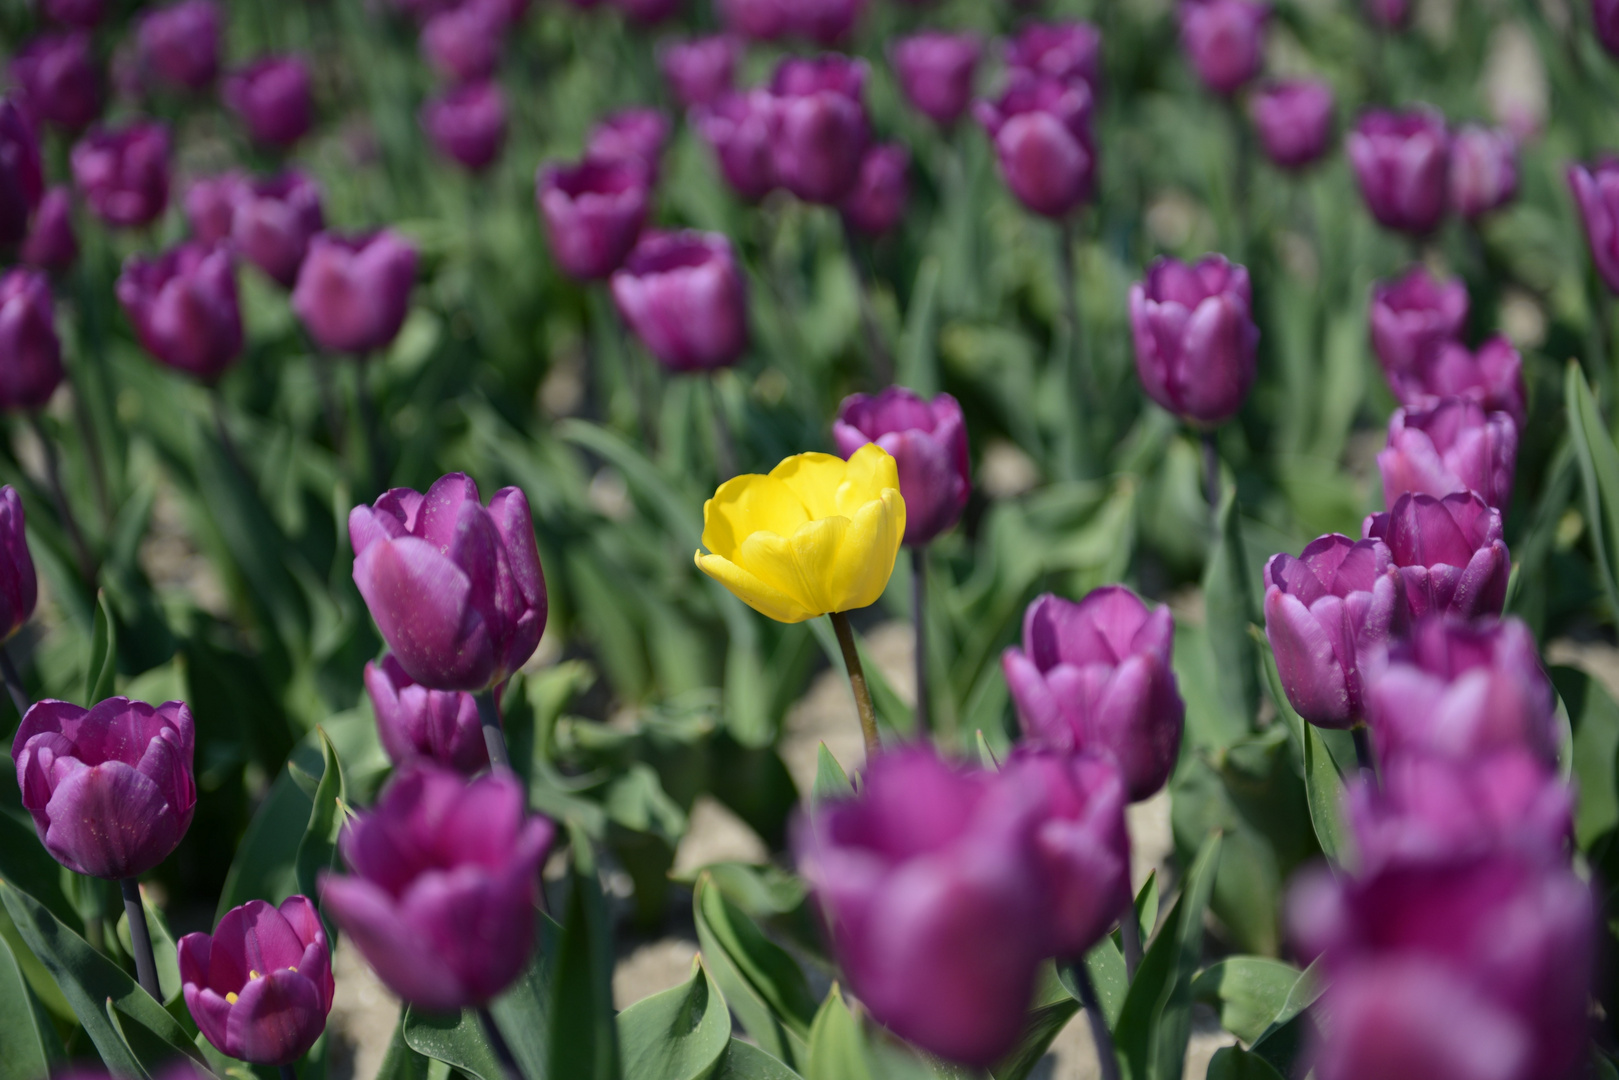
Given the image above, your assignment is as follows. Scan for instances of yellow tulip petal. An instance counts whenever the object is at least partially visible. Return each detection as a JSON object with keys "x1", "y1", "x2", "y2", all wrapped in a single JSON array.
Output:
[
  {"x1": 837, "y1": 444, "x2": 903, "y2": 517},
  {"x1": 694, "y1": 551, "x2": 818, "y2": 624},
  {"x1": 828, "y1": 491, "x2": 905, "y2": 612},
  {"x1": 736, "y1": 527, "x2": 826, "y2": 615},
  {"x1": 701, "y1": 473, "x2": 811, "y2": 560},
  {"x1": 783, "y1": 514, "x2": 856, "y2": 616},
  {"x1": 771, "y1": 453, "x2": 854, "y2": 520}
]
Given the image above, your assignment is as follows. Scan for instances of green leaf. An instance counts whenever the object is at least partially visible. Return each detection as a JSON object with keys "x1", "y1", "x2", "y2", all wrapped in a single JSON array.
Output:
[
  {"x1": 1205, "y1": 1046, "x2": 1286, "y2": 1080},
  {"x1": 403, "y1": 1008, "x2": 506, "y2": 1080},
  {"x1": 0, "y1": 808, "x2": 83, "y2": 932},
  {"x1": 616, "y1": 958, "x2": 731, "y2": 1080},
  {"x1": 1566, "y1": 360, "x2": 1619, "y2": 619},
  {"x1": 377, "y1": 1012, "x2": 433, "y2": 1080},
  {"x1": 992, "y1": 965, "x2": 1079, "y2": 1080},
  {"x1": 216, "y1": 746, "x2": 321, "y2": 921},
  {"x1": 550, "y1": 836, "x2": 621, "y2": 1080},
  {"x1": 693, "y1": 873, "x2": 815, "y2": 1068},
  {"x1": 811, "y1": 744, "x2": 853, "y2": 810},
  {"x1": 1202, "y1": 481, "x2": 1261, "y2": 731},
  {"x1": 487, "y1": 913, "x2": 564, "y2": 1080},
  {"x1": 710, "y1": 1041, "x2": 804, "y2": 1080},
  {"x1": 1190, "y1": 958, "x2": 1302, "y2": 1044},
  {"x1": 295, "y1": 729, "x2": 348, "y2": 922},
  {"x1": 973, "y1": 730, "x2": 1001, "y2": 770},
  {"x1": 804, "y1": 986, "x2": 871, "y2": 1080},
  {"x1": 0, "y1": 926, "x2": 59, "y2": 1080},
  {"x1": 1301, "y1": 725, "x2": 1347, "y2": 864},
  {"x1": 86, "y1": 590, "x2": 118, "y2": 706}
]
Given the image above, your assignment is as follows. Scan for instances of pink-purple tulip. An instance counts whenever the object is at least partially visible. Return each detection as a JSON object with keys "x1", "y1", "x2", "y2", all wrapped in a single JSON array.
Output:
[
  {"x1": 0, "y1": 270, "x2": 65, "y2": 410},
  {"x1": 658, "y1": 35, "x2": 740, "y2": 108},
  {"x1": 179, "y1": 897, "x2": 334, "y2": 1066},
  {"x1": 223, "y1": 56, "x2": 314, "y2": 148},
  {"x1": 1178, "y1": 0, "x2": 1268, "y2": 96},
  {"x1": 71, "y1": 121, "x2": 170, "y2": 228},
  {"x1": 974, "y1": 74, "x2": 1096, "y2": 218},
  {"x1": 608, "y1": 0, "x2": 682, "y2": 24},
  {"x1": 833, "y1": 387, "x2": 970, "y2": 547},
  {"x1": 12, "y1": 32, "x2": 103, "y2": 132},
  {"x1": 117, "y1": 243, "x2": 243, "y2": 384},
  {"x1": 1368, "y1": 265, "x2": 1469, "y2": 390},
  {"x1": 422, "y1": 82, "x2": 507, "y2": 172},
  {"x1": 21, "y1": 187, "x2": 77, "y2": 272},
  {"x1": 1249, "y1": 79, "x2": 1335, "y2": 170},
  {"x1": 183, "y1": 172, "x2": 246, "y2": 246},
  {"x1": 1393, "y1": 336, "x2": 1526, "y2": 426},
  {"x1": 0, "y1": 488, "x2": 34, "y2": 639},
  {"x1": 1348, "y1": 108, "x2": 1450, "y2": 235},
  {"x1": 795, "y1": 0, "x2": 868, "y2": 45},
  {"x1": 233, "y1": 172, "x2": 325, "y2": 288},
  {"x1": 0, "y1": 100, "x2": 44, "y2": 245},
  {"x1": 1448, "y1": 125, "x2": 1517, "y2": 220},
  {"x1": 1129, "y1": 254, "x2": 1258, "y2": 425},
  {"x1": 769, "y1": 56, "x2": 870, "y2": 206},
  {"x1": 609, "y1": 230, "x2": 749, "y2": 373},
  {"x1": 890, "y1": 31, "x2": 982, "y2": 126},
  {"x1": 1569, "y1": 159, "x2": 1619, "y2": 294},
  {"x1": 841, "y1": 144, "x2": 909, "y2": 236},
  {"x1": 1362, "y1": 492, "x2": 1509, "y2": 621},
  {"x1": 1002, "y1": 587, "x2": 1185, "y2": 801},
  {"x1": 320, "y1": 764, "x2": 555, "y2": 1010},
  {"x1": 1004, "y1": 21, "x2": 1102, "y2": 92},
  {"x1": 1378, "y1": 397, "x2": 1518, "y2": 510},
  {"x1": 536, "y1": 159, "x2": 650, "y2": 281},
  {"x1": 43, "y1": 0, "x2": 105, "y2": 26},
  {"x1": 137, "y1": 0, "x2": 221, "y2": 91},
  {"x1": 291, "y1": 230, "x2": 418, "y2": 354},
  {"x1": 717, "y1": 0, "x2": 792, "y2": 41},
  {"x1": 693, "y1": 91, "x2": 779, "y2": 201},
  {"x1": 1364, "y1": 0, "x2": 1411, "y2": 28},
  {"x1": 12, "y1": 697, "x2": 196, "y2": 879},
  {"x1": 364, "y1": 655, "x2": 489, "y2": 775},
  {"x1": 1599, "y1": 0, "x2": 1619, "y2": 56},
  {"x1": 421, "y1": 3, "x2": 500, "y2": 85},
  {"x1": 586, "y1": 109, "x2": 670, "y2": 179}
]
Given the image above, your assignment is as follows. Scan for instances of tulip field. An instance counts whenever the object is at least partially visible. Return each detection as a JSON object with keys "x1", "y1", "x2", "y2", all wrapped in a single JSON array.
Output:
[{"x1": 7, "y1": 0, "x2": 1619, "y2": 1077}]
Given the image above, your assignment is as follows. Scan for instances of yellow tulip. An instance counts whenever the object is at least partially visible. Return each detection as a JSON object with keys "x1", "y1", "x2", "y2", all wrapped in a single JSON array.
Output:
[{"x1": 695, "y1": 444, "x2": 907, "y2": 624}]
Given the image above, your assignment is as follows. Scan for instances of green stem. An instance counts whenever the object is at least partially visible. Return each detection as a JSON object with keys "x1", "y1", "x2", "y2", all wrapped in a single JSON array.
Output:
[
  {"x1": 1118, "y1": 909, "x2": 1142, "y2": 982},
  {"x1": 830, "y1": 611, "x2": 881, "y2": 758},
  {"x1": 120, "y1": 878, "x2": 162, "y2": 1000},
  {"x1": 0, "y1": 645, "x2": 29, "y2": 721},
  {"x1": 474, "y1": 689, "x2": 512, "y2": 772},
  {"x1": 1352, "y1": 723, "x2": 1377, "y2": 783},
  {"x1": 911, "y1": 547, "x2": 930, "y2": 734},
  {"x1": 1067, "y1": 960, "x2": 1122, "y2": 1080}
]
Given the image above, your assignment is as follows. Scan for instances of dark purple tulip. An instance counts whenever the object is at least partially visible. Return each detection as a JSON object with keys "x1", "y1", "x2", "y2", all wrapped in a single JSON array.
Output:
[
  {"x1": 535, "y1": 158, "x2": 650, "y2": 281},
  {"x1": 291, "y1": 231, "x2": 418, "y2": 354},
  {"x1": 43, "y1": 0, "x2": 105, "y2": 27},
  {"x1": 1449, "y1": 125, "x2": 1517, "y2": 220},
  {"x1": 117, "y1": 243, "x2": 243, "y2": 384},
  {"x1": 12, "y1": 697, "x2": 196, "y2": 879},
  {"x1": 769, "y1": 56, "x2": 870, "y2": 205},
  {"x1": 1394, "y1": 336, "x2": 1526, "y2": 427},
  {"x1": 1362, "y1": 492, "x2": 1509, "y2": 620},
  {"x1": 223, "y1": 56, "x2": 314, "y2": 148},
  {"x1": 349, "y1": 473, "x2": 548, "y2": 692},
  {"x1": 1249, "y1": 79, "x2": 1334, "y2": 170},
  {"x1": 233, "y1": 172, "x2": 324, "y2": 288},
  {"x1": 12, "y1": 32, "x2": 103, "y2": 133},
  {"x1": 1363, "y1": 0, "x2": 1411, "y2": 29},
  {"x1": 609, "y1": 230, "x2": 748, "y2": 373},
  {"x1": 1263, "y1": 534, "x2": 1404, "y2": 729},
  {"x1": 0, "y1": 270, "x2": 65, "y2": 410},
  {"x1": 841, "y1": 144, "x2": 909, "y2": 236},
  {"x1": 718, "y1": 0, "x2": 792, "y2": 41},
  {"x1": 586, "y1": 109, "x2": 670, "y2": 179},
  {"x1": 1129, "y1": 254, "x2": 1258, "y2": 425},
  {"x1": 1348, "y1": 107, "x2": 1450, "y2": 235},
  {"x1": 658, "y1": 35, "x2": 739, "y2": 108},
  {"x1": 1002, "y1": 587, "x2": 1184, "y2": 801},
  {"x1": 421, "y1": 3, "x2": 500, "y2": 85},
  {"x1": 693, "y1": 91, "x2": 779, "y2": 201},
  {"x1": 364, "y1": 655, "x2": 489, "y2": 775},
  {"x1": 974, "y1": 74, "x2": 1096, "y2": 218},
  {"x1": 22, "y1": 187, "x2": 78, "y2": 272},
  {"x1": 796, "y1": 748, "x2": 1050, "y2": 1068},
  {"x1": 608, "y1": 0, "x2": 682, "y2": 24},
  {"x1": 833, "y1": 387, "x2": 969, "y2": 546},
  {"x1": 71, "y1": 122, "x2": 170, "y2": 228},
  {"x1": 1378, "y1": 397, "x2": 1518, "y2": 510},
  {"x1": 1568, "y1": 159, "x2": 1619, "y2": 294},
  {"x1": 1599, "y1": 0, "x2": 1619, "y2": 56},
  {"x1": 320, "y1": 764, "x2": 555, "y2": 1010},
  {"x1": 795, "y1": 0, "x2": 869, "y2": 47},
  {"x1": 178, "y1": 897, "x2": 334, "y2": 1066},
  {"x1": 137, "y1": 0, "x2": 221, "y2": 91},
  {"x1": 1369, "y1": 265, "x2": 1469, "y2": 388},
  {"x1": 1005, "y1": 21, "x2": 1102, "y2": 92},
  {"x1": 1178, "y1": 0, "x2": 1268, "y2": 96},
  {"x1": 0, "y1": 488, "x2": 34, "y2": 639},
  {"x1": 0, "y1": 100, "x2": 44, "y2": 246},
  {"x1": 183, "y1": 171, "x2": 248, "y2": 246},
  {"x1": 890, "y1": 31, "x2": 982, "y2": 127},
  {"x1": 422, "y1": 82, "x2": 507, "y2": 172}
]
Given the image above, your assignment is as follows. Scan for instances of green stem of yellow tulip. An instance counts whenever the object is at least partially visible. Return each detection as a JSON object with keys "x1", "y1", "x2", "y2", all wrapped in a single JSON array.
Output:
[
  {"x1": 475, "y1": 690, "x2": 513, "y2": 773},
  {"x1": 120, "y1": 878, "x2": 162, "y2": 1001},
  {"x1": 831, "y1": 611, "x2": 881, "y2": 758}
]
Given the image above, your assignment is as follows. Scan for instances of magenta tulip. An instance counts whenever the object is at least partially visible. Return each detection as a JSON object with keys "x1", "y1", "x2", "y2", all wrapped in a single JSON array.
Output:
[
  {"x1": 609, "y1": 0, "x2": 682, "y2": 24},
  {"x1": 586, "y1": 109, "x2": 670, "y2": 179},
  {"x1": 223, "y1": 56, "x2": 314, "y2": 148},
  {"x1": 1348, "y1": 107, "x2": 1450, "y2": 235},
  {"x1": 658, "y1": 35, "x2": 740, "y2": 108},
  {"x1": 43, "y1": 0, "x2": 105, "y2": 26},
  {"x1": 890, "y1": 31, "x2": 982, "y2": 126},
  {"x1": 834, "y1": 387, "x2": 969, "y2": 546},
  {"x1": 769, "y1": 56, "x2": 870, "y2": 205},
  {"x1": 717, "y1": 0, "x2": 792, "y2": 41},
  {"x1": 535, "y1": 158, "x2": 650, "y2": 281},
  {"x1": 1362, "y1": 492, "x2": 1508, "y2": 621},
  {"x1": 693, "y1": 91, "x2": 780, "y2": 201},
  {"x1": 72, "y1": 121, "x2": 170, "y2": 228},
  {"x1": 421, "y1": 3, "x2": 500, "y2": 85},
  {"x1": 233, "y1": 172, "x2": 325, "y2": 288},
  {"x1": 292, "y1": 231, "x2": 418, "y2": 354},
  {"x1": 1569, "y1": 159, "x2": 1619, "y2": 294},
  {"x1": 21, "y1": 187, "x2": 78, "y2": 272},
  {"x1": 117, "y1": 243, "x2": 242, "y2": 384},
  {"x1": 1393, "y1": 336, "x2": 1525, "y2": 426},
  {"x1": 1368, "y1": 265, "x2": 1469, "y2": 390},
  {"x1": 841, "y1": 144, "x2": 909, "y2": 236},
  {"x1": 0, "y1": 100, "x2": 44, "y2": 245},
  {"x1": 137, "y1": 0, "x2": 221, "y2": 91},
  {"x1": 1249, "y1": 79, "x2": 1334, "y2": 170},
  {"x1": 1005, "y1": 21, "x2": 1102, "y2": 91},
  {"x1": 1449, "y1": 125, "x2": 1517, "y2": 220},
  {"x1": 609, "y1": 230, "x2": 749, "y2": 373},
  {"x1": 1129, "y1": 254, "x2": 1258, "y2": 425},
  {"x1": 12, "y1": 32, "x2": 103, "y2": 132},
  {"x1": 1599, "y1": 0, "x2": 1619, "y2": 56},
  {"x1": 794, "y1": 0, "x2": 867, "y2": 45},
  {"x1": 974, "y1": 74, "x2": 1096, "y2": 218},
  {"x1": 183, "y1": 172, "x2": 247, "y2": 246},
  {"x1": 422, "y1": 82, "x2": 507, "y2": 172},
  {"x1": 0, "y1": 487, "x2": 35, "y2": 639},
  {"x1": 364, "y1": 655, "x2": 489, "y2": 775},
  {"x1": 0, "y1": 270, "x2": 65, "y2": 410},
  {"x1": 1178, "y1": 0, "x2": 1268, "y2": 96},
  {"x1": 1378, "y1": 397, "x2": 1518, "y2": 510}
]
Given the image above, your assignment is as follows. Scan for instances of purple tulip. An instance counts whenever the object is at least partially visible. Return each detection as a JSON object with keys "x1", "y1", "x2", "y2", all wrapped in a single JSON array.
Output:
[
  {"x1": 422, "y1": 82, "x2": 507, "y2": 172},
  {"x1": 233, "y1": 172, "x2": 324, "y2": 288},
  {"x1": 608, "y1": 0, "x2": 682, "y2": 24},
  {"x1": 22, "y1": 187, "x2": 78, "y2": 272},
  {"x1": 137, "y1": 0, "x2": 222, "y2": 91},
  {"x1": 1364, "y1": 0, "x2": 1411, "y2": 29},
  {"x1": 1178, "y1": 0, "x2": 1268, "y2": 96},
  {"x1": 1002, "y1": 587, "x2": 1185, "y2": 801},
  {"x1": 890, "y1": 31, "x2": 982, "y2": 127},
  {"x1": 1129, "y1": 254, "x2": 1259, "y2": 425},
  {"x1": 1599, "y1": 0, "x2": 1619, "y2": 56},
  {"x1": 320, "y1": 764, "x2": 555, "y2": 1010},
  {"x1": 1569, "y1": 159, "x2": 1619, "y2": 294},
  {"x1": 658, "y1": 35, "x2": 739, "y2": 108},
  {"x1": 535, "y1": 158, "x2": 650, "y2": 281},
  {"x1": 718, "y1": 0, "x2": 792, "y2": 41},
  {"x1": 43, "y1": 0, "x2": 105, "y2": 26},
  {"x1": 1368, "y1": 265, "x2": 1469, "y2": 389},
  {"x1": 794, "y1": 0, "x2": 868, "y2": 45},
  {"x1": 12, "y1": 697, "x2": 196, "y2": 879},
  {"x1": 178, "y1": 897, "x2": 334, "y2": 1066},
  {"x1": 1263, "y1": 534, "x2": 1404, "y2": 729},
  {"x1": 350, "y1": 473, "x2": 547, "y2": 692},
  {"x1": 421, "y1": 3, "x2": 500, "y2": 85},
  {"x1": 1378, "y1": 397, "x2": 1518, "y2": 510},
  {"x1": 291, "y1": 230, "x2": 418, "y2": 354},
  {"x1": 0, "y1": 270, "x2": 65, "y2": 411},
  {"x1": 0, "y1": 100, "x2": 44, "y2": 246},
  {"x1": 586, "y1": 109, "x2": 670, "y2": 179},
  {"x1": 72, "y1": 121, "x2": 170, "y2": 228},
  {"x1": 1448, "y1": 124, "x2": 1517, "y2": 220},
  {"x1": 1348, "y1": 107, "x2": 1450, "y2": 235},
  {"x1": 1004, "y1": 21, "x2": 1102, "y2": 92},
  {"x1": 183, "y1": 172, "x2": 248, "y2": 246},
  {"x1": 833, "y1": 387, "x2": 969, "y2": 546},
  {"x1": 768, "y1": 56, "x2": 870, "y2": 206},
  {"x1": 1393, "y1": 336, "x2": 1526, "y2": 426},
  {"x1": 1362, "y1": 492, "x2": 1508, "y2": 621},
  {"x1": 974, "y1": 74, "x2": 1096, "y2": 219},
  {"x1": 12, "y1": 32, "x2": 103, "y2": 133},
  {"x1": 693, "y1": 91, "x2": 779, "y2": 201},
  {"x1": 365, "y1": 655, "x2": 489, "y2": 775},
  {"x1": 223, "y1": 57, "x2": 314, "y2": 148},
  {"x1": 117, "y1": 243, "x2": 243, "y2": 384},
  {"x1": 840, "y1": 144, "x2": 909, "y2": 237},
  {"x1": 0, "y1": 487, "x2": 34, "y2": 639},
  {"x1": 796, "y1": 748, "x2": 1051, "y2": 1068},
  {"x1": 609, "y1": 230, "x2": 748, "y2": 373},
  {"x1": 1249, "y1": 79, "x2": 1334, "y2": 170}
]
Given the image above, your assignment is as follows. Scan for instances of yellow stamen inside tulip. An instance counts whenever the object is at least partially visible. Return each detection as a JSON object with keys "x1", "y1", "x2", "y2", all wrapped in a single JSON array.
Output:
[
  {"x1": 248, "y1": 969, "x2": 261, "y2": 980},
  {"x1": 226, "y1": 992, "x2": 238, "y2": 1004}
]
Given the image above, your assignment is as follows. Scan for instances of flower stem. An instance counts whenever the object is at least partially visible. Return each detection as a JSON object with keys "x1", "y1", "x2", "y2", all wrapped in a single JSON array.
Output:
[
  {"x1": 28, "y1": 413, "x2": 96, "y2": 584},
  {"x1": 1201, "y1": 428, "x2": 1221, "y2": 518},
  {"x1": 281, "y1": 1066, "x2": 298, "y2": 1080},
  {"x1": 0, "y1": 644, "x2": 30, "y2": 719},
  {"x1": 474, "y1": 690, "x2": 512, "y2": 773},
  {"x1": 706, "y1": 374, "x2": 737, "y2": 482},
  {"x1": 911, "y1": 547, "x2": 930, "y2": 735},
  {"x1": 1066, "y1": 959, "x2": 1122, "y2": 1080},
  {"x1": 1352, "y1": 723, "x2": 1378, "y2": 783},
  {"x1": 830, "y1": 611, "x2": 881, "y2": 758},
  {"x1": 354, "y1": 361, "x2": 387, "y2": 497},
  {"x1": 479, "y1": 1007, "x2": 521, "y2": 1079},
  {"x1": 1118, "y1": 907, "x2": 1143, "y2": 982},
  {"x1": 120, "y1": 878, "x2": 162, "y2": 1001},
  {"x1": 842, "y1": 223, "x2": 893, "y2": 387}
]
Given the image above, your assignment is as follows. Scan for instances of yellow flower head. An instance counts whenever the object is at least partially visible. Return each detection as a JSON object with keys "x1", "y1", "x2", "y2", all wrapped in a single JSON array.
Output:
[{"x1": 695, "y1": 444, "x2": 907, "y2": 624}]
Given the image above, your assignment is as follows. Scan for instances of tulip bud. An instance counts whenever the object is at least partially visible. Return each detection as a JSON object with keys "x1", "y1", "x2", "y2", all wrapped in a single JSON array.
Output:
[
  {"x1": 890, "y1": 32, "x2": 982, "y2": 127},
  {"x1": 1569, "y1": 159, "x2": 1619, "y2": 294},
  {"x1": 1599, "y1": 0, "x2": 1619, "y2": 57},
  {"x1": 586, "y1": 108, "x2": 670, "y2": 179},
  {"x1": 179, "y1": 897, "x2": 334, "y2": 1066},
  {"x1": 137, "y1": 0, "x2": 222, "y2": 91},
  {"x1": 608, "y1": 0, "x2": 681, "y2": 24},
  {"x1": 1449, "y1": 124, "x2": 1517, "y2": 220},
  {"x1": 350, "y1": 473, "x2": 547, "y2": 691},
  {"x1": 365, "y1": 655, "x2": 489, "y2": 775},
  {"x1": 0, "y1": 100, "x2": 44, "y2": 246},
  {"x1": 43, "y1": 0, "x2": 105, "y2": 27},
  {"x1": 1249, "y1": 79, "x2": 1334, "y2": 170},
  {"x1": 421, "y1": 3, "x2": 500, "y2": 85},
  {"x1": 223, "y1": 56, "x2": 314, "y2": 148},
  {"x1": 833, "y1": 387, "x2": 969, "y2": 547},
  {"x1": 693, "y1": 91, "x2": 779, "y2": 201},
  {"x1": 718, "y1": 0, "x2": 792, "y2": 41},
  {"x1": 12, "y1": 697, "x2": 196, "y2": 878},
  {"x1": 1368, "y1": 265, "x2": 1469, "y2": 388},
  {"x1": 22, "y1": 187, "x2": 78, "y2": 272},
  {"x1": 117, "y1": 243, "x2": 243, "y2": 384},
  {"x1": 422, "y1": 82, "x2": 507, "y2": 172},
  {"x1": 0, "y1": 270, "x2": 65, "y2": 411},
  {"x1": 769, "y1": 56, "x2": 870, "y2": 205},
  {"x1": 535, "y1": 158, "x2": 650, "y2": 281},
  {"x1": 1178, "y1": 0, "x2": 1268, "y2": 97},
  {"x1": 233, "y1": 172, "x2": 324, "y2": 288},
  {"x1": 72, "y1": 121, "x2": 170, "y2": 228},
  {"x1": 1363, "y1": 0, "x2": 1411, "y2": 28},
  {"x1": 321, "y1": 764, "x2": 555, "y2": 1010},
  {"x1": 1129, "y1": 254, "x2": 1259, "y2": 425},
  {"x1": 610, "y1": 230, "x2": 748, "y2": 373},
  {"x1": 292, "y1": 230, "x2": 418, "y2": 355},
  {"x1": 974, "y1": 74, "x2": 1096, "y2": 219},
  {"x1": 1396, "y1": 336, "x2": 1526, "y2": 426},
  {"x1": 840, "y1": 144, "x2": 909, "y2": 237},
  {"x1": 1348, "y1": 107, "x2": 1450, "y2": 235},
  {"x1": 1362, "y1": 492, "x2": 1509, "y2": 620},
  {"x1": 658, "y1": 35, "x2": 740, "y2": 108},
  {"x1": 12, "y1": 32, "x2": 103, "y2": 133},
  {"x1": 0, "y1": 488, "x2": 35, "y2": 639},
  {"x1": 1378, "y1": 397, "x2": 1518, "y2": 510},
  {"x1": 183, "y1": 171, "x2": 248, "y2": 246},
  {"x1": 1005, "y1": 21, "x2": 1102, "y2": 92},
  {"x1": 1002, "y1": 588, "x2": 1185, "y2": 800},
  {"x1": 1263, "y1": 534, "x2": 1404, "y2": 728}
]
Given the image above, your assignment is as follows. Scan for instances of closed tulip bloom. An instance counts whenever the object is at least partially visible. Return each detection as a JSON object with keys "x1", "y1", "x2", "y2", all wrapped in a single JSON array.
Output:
[
  {"x1": 223, "y1": 57, "x2": 314, "y2": 148},
  {"x1": 138, "y1": 0, "x2": 221, "y2": 90},
  {"x1": 0, "y1": 100, "x2": 44, "y2": 245},
  {"x1": 1362, "y1": 492, "x2": 1509, "y2": 620},
  {"x1": 1369, "y1": 265, "x2": 1469, "y2": 388},
  {"x1": 321, "y1": 765, "x2": 555, "y2": 1010},
  {"x1": 890, "y1": 32, "x2": 982, "y2": 127},
  {"x1": 1568, "y1": 159, "x2": 1619, "y2": 294},
  {"x1": 117, "y1": 243, "x2": 243, "y2": 384},
  {"x1": 841, "y1": 144, "x2": 909, "y2": 236},
  {"x1": 1005, "y1": 21, "x2": 1102, "y2": 91},
  {"x1": 718, "y1": 0, "x2": 793, "y2": 41},
  {"x1": 233, "y1": 172, "x2": 324, "y2": 288},
  {"x1": 1348, "y1": 108, "x2": 1450, "y2": 235},
  {"x1": 178, "y1": 897, "x2": 334, "y2": 1066},
  {"x1": 421, "y1": 4, "x2": 500, "y2": 85},
  {"x1": 0, "y1": 270, "x2": 65, "y2": 410},
  {"x1": 1394, "y1": 336, "x2": 1526, "y2": 426},
  {"x1": 0, "y1": 488, "x2": 34, "y2": 639},
  {"x1": 610, "y1": 230, "x2": 748, "y2": 373},
  {"x1": 291, "y1": 231, "x2": 418, "y2": 354},
  {"x1": 72, "y1": 121, "x2": 170, "y2": 228},
  {"x1": 1364, "y1": 0, "x2": 1411, "y2": 28},
  {"x1": 1449, "y1": 125, "x2": 1517, "y2": 220},
  {"x1": 1249, "y1": 79, "x2": 1335, "y2": 170},
  {"x1": 535, "y1": 159, "x2": 650, "y2": 281},
  {"x1": 22, "y1": 187, "x2": 78, "y2": 272},
  {"x1": 695, "y1": 444, "x2": 905, "y2": 624},
  {"x1": 183, "y1": 171, "x2": 248, "y2": 246},
  {"x1": 350, "y1": 473, "x2": 547, "y2": 691},
  {"x1": 422, "y1": 82, "x2": 507, "y2": 172},
  {"x1": 1178, "y1": 0, "x2": 1268, "y2": 96},
  {"x1": 1129, "y1": 254, "x2": 1259, "y2": 425},
  {"x1": 974, "y1": 74, "x2": 1096, "y2": 218},
  {"x1": 769, "y1": 56, "x2": 870, "y2": 205},
  {"x1": 1378, "y1": 397, "x2": 1518, "y2": 509},
  {"x1": 609, "y1": 0, "x2": 682, "y2": 24},
  {"x1": 794, "y1": 0, "x2": 868, "y2": 45},
  {"x1": 12, "y1": 697, "x2": 196, "y2": 879},
  {"x1": 658, "y1": 35, "x2": 740, "y2": 108},
  {"x1": 365, "y1": 655, "x2": 489, "y2": 775},
  {"x1": 833, "y1": 387, "x2": 969, "y2": 547},
  {"x1": 586, "y1": 109, "x2": 670, "y2": 178},
  {"x1": 693, "y1": 91, "x2": 780, "y2": 201},
  {"x1": 43, "y1": 0, "x2": 105, "y2": 26},
  {"x1": 12, "y1": 32, "x2": 103, "y2": 132},
  {"x1": 1599, "y1": 0, "x2": 1619, "y2": 56}
]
